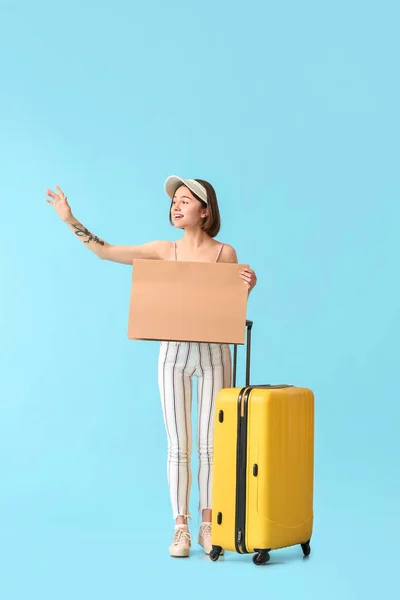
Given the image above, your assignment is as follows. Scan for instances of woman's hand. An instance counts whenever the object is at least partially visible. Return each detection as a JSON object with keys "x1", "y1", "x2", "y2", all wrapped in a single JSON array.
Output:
[
  {"x1": 46, "y1": 185, "x2": 73, "y2": 222},
  {"x1": 240, "y1": 267, "x2": 257, "y2": 294}
]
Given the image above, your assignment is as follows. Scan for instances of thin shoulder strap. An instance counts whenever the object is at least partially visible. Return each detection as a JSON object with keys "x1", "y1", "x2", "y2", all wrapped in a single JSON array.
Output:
[{"x1": 216, "y1": 243, "x2": 224, "y2": 263}]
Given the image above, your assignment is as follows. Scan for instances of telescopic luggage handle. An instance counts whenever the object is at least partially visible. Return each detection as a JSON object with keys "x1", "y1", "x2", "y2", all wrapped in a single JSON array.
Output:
[{"x1": 233, "y1": 320, "x2": 253, "y2": 387}]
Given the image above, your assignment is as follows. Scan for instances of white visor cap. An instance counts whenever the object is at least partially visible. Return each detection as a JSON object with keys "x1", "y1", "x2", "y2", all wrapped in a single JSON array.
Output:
[{"x1": 164, "y1": 175, "x2": 208, "y2": 205}]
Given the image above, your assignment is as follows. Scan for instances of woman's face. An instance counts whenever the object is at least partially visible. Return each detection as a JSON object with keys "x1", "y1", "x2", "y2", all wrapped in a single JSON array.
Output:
[{"x1": 171, "y1": 186, "x2": 208, "y2": 229}]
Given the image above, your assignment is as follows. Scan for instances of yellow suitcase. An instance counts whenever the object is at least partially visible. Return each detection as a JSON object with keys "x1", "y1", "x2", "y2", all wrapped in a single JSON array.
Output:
[{"x1": 210, "y1": 321, "x2": 314, "y2": 565}]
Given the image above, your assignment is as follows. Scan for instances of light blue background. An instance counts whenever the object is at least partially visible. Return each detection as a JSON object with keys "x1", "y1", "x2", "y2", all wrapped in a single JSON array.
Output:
[{"x1": 1, "y1": 0, "x2": 399, "y2": 598}]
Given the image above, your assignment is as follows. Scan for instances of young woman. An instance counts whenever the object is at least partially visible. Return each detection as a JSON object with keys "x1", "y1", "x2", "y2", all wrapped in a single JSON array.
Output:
[{"x1": 46, "y1": 176, "x2": 257, "y2": 558}]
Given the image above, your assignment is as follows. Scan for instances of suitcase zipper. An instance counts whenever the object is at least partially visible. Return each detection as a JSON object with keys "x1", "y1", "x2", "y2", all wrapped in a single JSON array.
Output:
[
  {"x1": 237, "y1": 529, "x2": 242, "y2": 545},
  {"x1": 235, "y1": 387, "x2": 251, "y2": 554}
]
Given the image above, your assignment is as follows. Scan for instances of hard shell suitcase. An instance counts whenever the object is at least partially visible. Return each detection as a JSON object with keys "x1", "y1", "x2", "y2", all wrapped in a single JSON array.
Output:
[{"x1": 210, "y1": 321, "x2": 314, "y2": 565}]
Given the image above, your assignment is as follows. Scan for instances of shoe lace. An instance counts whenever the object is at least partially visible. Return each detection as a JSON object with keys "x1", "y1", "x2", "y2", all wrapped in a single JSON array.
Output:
[
  {"x1": 201, "y1": 523, "x2": 212, "y2": 543},
  {"x1": 173, "y1": 529, "x2": 191, "y2": 546}
]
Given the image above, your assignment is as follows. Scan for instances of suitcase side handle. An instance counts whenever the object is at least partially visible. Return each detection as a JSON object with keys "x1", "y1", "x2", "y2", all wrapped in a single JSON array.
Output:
[{"x1": 233, "y1": 320, "x2": 253, "y2": 387}]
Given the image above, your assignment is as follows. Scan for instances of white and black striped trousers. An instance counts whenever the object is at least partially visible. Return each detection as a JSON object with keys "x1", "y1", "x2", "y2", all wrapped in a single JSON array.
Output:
[{"x1": 158, "y1": 341, "x2": 232, "y2": 520}]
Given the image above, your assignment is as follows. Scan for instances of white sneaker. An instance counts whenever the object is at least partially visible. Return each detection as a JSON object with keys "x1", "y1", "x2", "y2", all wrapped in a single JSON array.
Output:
[
  {"x1": 198, "y1": 522, "x2": 224, "y2": 555},
  {"x1": 169, "y1": 526, "x2": 191, "y2": 558}
]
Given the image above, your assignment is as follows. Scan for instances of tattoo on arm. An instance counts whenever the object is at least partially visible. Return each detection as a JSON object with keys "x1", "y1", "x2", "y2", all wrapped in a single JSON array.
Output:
[{"x1": 72, "y1": 222, "x2": 105, "y2": 245}]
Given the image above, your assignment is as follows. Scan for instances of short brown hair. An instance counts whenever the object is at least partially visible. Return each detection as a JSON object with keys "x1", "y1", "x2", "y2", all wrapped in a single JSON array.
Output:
[{"x1": 169, "y1": 179, "x2": 221, "y2": 238}]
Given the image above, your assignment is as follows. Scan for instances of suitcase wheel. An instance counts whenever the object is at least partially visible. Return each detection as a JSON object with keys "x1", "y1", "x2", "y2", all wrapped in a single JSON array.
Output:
[
  {"x1": 301, "y1": 541, "x2": 311, "y2": 557},
  {"x1": 253, "y1": 550, "x2": 270, "y2": 566},
  {"x1": 210, "y1": 546, "x2": 223, "y2": 561}
]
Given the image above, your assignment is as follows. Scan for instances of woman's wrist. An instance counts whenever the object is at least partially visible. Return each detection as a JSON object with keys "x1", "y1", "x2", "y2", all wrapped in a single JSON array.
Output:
[{"x1": 64, "y1": 213, "x2": 76, "y2": 224}]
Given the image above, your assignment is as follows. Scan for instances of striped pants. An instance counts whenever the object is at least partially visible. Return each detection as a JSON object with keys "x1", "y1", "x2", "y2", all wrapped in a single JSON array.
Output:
[{"x1": 158, "y1": 341, "x2": 232, "y2": 520}]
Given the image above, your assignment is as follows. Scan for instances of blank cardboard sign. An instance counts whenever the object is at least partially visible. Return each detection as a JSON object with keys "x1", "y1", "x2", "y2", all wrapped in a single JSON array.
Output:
[{"x1": 128, "y1": 259, "x2": 249, "y2": 344}]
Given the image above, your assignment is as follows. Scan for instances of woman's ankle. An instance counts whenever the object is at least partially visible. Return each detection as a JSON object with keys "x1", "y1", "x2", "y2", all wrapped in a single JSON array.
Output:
[{"x1": 202, "y1": 509, "x2": 212, "y2": 523}]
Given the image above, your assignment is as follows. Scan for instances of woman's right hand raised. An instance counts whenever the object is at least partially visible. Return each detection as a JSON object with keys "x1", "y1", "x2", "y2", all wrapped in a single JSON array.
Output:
[{"x1": 46, "y1": 185, "x2": 73, "y2": 222}]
